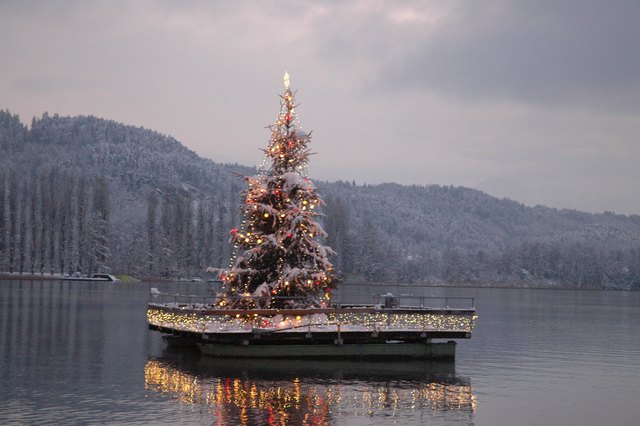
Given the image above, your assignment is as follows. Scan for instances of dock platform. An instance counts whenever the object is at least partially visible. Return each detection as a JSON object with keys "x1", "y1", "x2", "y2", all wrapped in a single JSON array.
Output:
[{"x1": 147, "y1": 293, "x2": 476, "y2": 359}]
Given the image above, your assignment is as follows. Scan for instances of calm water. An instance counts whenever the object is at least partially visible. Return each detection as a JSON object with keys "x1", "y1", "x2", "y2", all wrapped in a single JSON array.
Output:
[{"x1": 1, "y1": 280, "x2": 639, "y2": 425}]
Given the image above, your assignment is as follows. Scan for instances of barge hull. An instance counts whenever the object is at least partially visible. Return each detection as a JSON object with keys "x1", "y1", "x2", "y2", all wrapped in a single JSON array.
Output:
[{"x1": 197, "y1": 341, "x2": 456, "y2": 359}]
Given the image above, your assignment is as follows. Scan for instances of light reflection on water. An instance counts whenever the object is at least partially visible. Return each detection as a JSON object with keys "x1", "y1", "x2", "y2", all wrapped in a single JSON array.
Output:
[
  {"x1": 143, "y1": 354, "x2": 476, "y2": 425},
  {"x1": 2, "y1": 280, "x2": 640, "y2": 425}
]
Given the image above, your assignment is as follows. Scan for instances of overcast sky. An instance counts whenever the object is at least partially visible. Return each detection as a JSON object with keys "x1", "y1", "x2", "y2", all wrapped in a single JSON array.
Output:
[{"x1": 2, "y1": 0, "x2": 639, "y2": 214}]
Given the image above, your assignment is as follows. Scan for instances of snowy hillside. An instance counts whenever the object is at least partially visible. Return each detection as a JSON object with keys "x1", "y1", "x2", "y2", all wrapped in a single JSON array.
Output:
[{"x1": 1, "y1": 110, "x2": 639, "y2": 289}]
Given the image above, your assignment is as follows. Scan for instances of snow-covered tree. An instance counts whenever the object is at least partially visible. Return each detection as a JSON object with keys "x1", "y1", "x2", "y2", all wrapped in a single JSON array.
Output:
[
  {"x1": 89, "y1": 177, "x2": 110, "y2": 273},
  {"x1": 0, "y1": 172, "x2": 5, "y2": 272},
  {"x1": 215, "y1": 74, "x2": 339, "y2": 309},
  {"x1": 7, "y1": 172, "x2": 18, "y2": 273},
  {"x1": 146, "y1": 191, "x2": 158, "y2": 274}
]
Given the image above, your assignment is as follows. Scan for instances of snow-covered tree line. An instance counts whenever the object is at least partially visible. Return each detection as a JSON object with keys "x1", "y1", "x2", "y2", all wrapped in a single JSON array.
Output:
[
  {"x1": 137, "y1": 190, "x2": 238, "y2": 278},
  {"x1": 0, "y1": 170, "x2": 109, "y2": 275},
  {"x1": 0, "y1": 109, "x2": 246, "y2": 278},
  {"x1": 320, "y1": 185, "x2": 640, "y2": 289},
  {"x1": 323, "y1": 203, "x2": 640, "y2": 289},
  {"x1": 1, "y1": 109, "x2": 640, "y2": 288},
  {"x1": 0, "y1": 167, "x2": 241, "y2": 278}
]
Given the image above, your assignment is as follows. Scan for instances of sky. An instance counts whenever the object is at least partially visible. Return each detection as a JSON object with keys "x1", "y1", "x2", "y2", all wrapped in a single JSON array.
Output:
[{"x1": 2, "y1": 0, "x2": 639, "y2": 215}]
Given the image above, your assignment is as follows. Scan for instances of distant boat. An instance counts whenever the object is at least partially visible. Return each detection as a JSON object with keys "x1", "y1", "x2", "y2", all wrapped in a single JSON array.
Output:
[{"x1": 63, "y1": 273, "x2": 119, "y2": 282}]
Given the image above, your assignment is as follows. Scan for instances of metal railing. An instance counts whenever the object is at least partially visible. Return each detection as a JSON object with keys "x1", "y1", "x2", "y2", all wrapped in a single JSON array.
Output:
[
  {"x1": 151, "y1": 288, "x2": 475, "y2": 309},
  {"x1": 150, "y1": 289, "x2": 316, "y2": 307},
  {"x1": 373, "y1": 294, "x2": 475, "y2": 309},
  {"x1": 150, "y1": 292, "x2": 217, "y2": 305},
  {"x1": 150, "y1": 289, "x2": 474, "y2": 311}
]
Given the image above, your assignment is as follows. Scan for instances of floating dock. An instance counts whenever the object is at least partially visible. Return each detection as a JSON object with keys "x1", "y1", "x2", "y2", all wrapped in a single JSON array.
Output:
[{"x1": 147, "y1": 292, "x2": 476, "y2": 359}]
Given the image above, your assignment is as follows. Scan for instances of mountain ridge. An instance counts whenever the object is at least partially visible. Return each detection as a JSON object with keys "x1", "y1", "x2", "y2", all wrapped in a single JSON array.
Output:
[{"x1": 1, "y1": 109, "x2": 639, "y2": 289}]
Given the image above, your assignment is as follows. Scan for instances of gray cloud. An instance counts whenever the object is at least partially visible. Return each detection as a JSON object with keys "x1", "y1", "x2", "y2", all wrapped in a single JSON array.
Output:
[
  {"x1": 1, "y1": 0, "x2": 639, "y2": 214},
  {"x1": 378, "y1": 1, "x2": 640, "y2": 110}
]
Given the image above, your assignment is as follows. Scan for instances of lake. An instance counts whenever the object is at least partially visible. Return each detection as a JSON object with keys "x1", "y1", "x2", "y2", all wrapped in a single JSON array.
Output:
[{"x1": 1, "y1": 280, "x2": 639, "y2": 425}]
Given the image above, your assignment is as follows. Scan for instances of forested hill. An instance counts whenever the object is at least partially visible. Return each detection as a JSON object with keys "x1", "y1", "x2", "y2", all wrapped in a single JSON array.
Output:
[{"x1": 1, "y1": 109, "x2": 639, "y2": 289}]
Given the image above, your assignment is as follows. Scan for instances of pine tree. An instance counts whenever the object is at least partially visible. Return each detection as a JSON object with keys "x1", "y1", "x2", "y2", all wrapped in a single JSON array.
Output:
[{"x1": 216, "y1": 73, "x2": 338, "y2": 309}]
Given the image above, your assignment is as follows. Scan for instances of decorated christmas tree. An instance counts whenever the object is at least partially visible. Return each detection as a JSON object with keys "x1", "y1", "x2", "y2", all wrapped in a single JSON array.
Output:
[{"x1": 214, "y1": 73, "x2": 339, "y2": 309}]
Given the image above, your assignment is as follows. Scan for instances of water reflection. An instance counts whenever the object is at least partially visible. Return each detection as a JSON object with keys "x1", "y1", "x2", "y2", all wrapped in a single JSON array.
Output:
[{"x1": 145, "y1": 352, "x2": 476, "y2": 425}]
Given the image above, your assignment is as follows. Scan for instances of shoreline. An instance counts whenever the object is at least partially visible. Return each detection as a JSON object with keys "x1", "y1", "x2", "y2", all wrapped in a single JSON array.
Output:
[
  {"x1": 0, "y1": 273, "x2": 138, "y2": 283},
  {"x1": 0, "y1": 273, "x2": 632, "y2": 291}
]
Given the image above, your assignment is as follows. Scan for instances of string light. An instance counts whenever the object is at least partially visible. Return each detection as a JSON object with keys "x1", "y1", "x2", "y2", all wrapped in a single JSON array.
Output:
[{"x1": 147, "y1": 306, "x2": 476, "y2": 334}]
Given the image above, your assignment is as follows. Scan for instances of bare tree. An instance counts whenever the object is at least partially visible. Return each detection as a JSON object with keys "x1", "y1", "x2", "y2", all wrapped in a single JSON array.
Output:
[
  {"x1": 146, "y1": 191, "x2": 157, "y2": 275},
  {"x1": 38, "y1": 173, "x2": 49, "y2": 275},
  {"x1": 29, "y1": 177, "x2": 39, "y2": 274},
  {"x1": 74, "y1": 176, "x2": 87, "y2": 275},
  {"x1": 17, "y1": 184, "x2": 27, "y2": 275},
  {"x1": 7, "y1": 172, "x2": 18, "y2": 273},
  {"x1": 89, "y1": 177, "x2": 110, "y2": 273},
  {"x1": 0, "y1": 172, "x2": 5, "y2": 272},
  {"x1": 46, "y1": 172, "x2": 59, "y2": 274}
]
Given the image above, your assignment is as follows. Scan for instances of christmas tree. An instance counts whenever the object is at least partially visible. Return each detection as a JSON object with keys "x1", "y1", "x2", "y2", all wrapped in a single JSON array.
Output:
[{"x1": 215, "y1": 73, "x2": 339, "y2": 309}]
